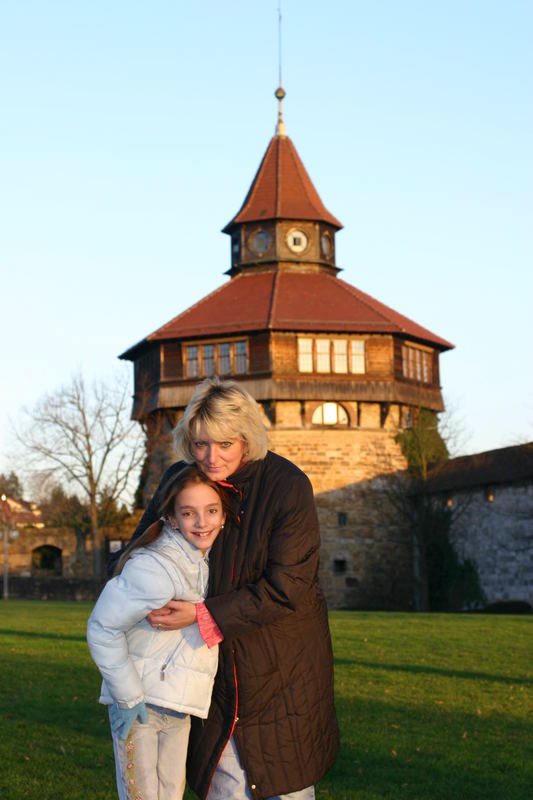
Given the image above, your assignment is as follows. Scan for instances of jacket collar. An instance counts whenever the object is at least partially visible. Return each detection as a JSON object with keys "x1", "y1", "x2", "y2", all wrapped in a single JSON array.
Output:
[{"x1": 221, "y1": 456, "x2": 264, "y2": 492}]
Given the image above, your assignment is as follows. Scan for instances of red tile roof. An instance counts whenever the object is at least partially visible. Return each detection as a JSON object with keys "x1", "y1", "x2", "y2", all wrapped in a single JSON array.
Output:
[
  {"x1": 223, "y1": 134, "x2": 342, "y2": 231},
  {"x1": 0, "y1": 497, "x2": 43, "y2": 528},
  {"x1": 121, "y1": 270, "x2": 453, "y2": 356}
]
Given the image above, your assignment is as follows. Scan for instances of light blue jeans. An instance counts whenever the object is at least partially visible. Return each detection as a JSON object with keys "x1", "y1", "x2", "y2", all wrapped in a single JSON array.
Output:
[
  {"x1": 110, "y1": 703, "x2": 190, "y2": 800},
  {"x1": 208, "y1": 735, "x2": 315, "y2": 800}
]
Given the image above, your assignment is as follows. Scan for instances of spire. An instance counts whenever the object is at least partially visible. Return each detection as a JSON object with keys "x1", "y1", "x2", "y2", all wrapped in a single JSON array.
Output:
[
  {"x1": 222, "y1": 130, "x2": 343, "y2": 232},
  {"x1": 275, "y1": 86, "x2": 287, "y2": 137},
  {"x1": 275, "y1": 3, "x2": 286, "y2": 136}
]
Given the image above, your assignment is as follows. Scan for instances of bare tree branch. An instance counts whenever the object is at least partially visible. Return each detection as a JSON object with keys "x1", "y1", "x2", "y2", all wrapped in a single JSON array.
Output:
[{"x1": 14, "y1": 370, "x2": 144, "y2": 577}]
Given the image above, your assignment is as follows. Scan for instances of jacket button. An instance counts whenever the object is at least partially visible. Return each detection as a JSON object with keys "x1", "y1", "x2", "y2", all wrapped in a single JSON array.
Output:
[{"x1": 251, "y1": 786, "x2": 256, "y2": 791}]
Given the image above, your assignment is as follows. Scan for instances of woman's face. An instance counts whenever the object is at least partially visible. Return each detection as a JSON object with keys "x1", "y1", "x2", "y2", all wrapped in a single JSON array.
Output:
[{"x1": 191, "y1": 422, "x2": 247, "y2": 481}]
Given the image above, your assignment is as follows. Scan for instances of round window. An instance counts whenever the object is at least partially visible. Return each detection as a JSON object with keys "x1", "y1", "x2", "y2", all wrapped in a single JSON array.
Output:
[{"x1": 251, "y1": 230, "x2": 270, "y2": 255}]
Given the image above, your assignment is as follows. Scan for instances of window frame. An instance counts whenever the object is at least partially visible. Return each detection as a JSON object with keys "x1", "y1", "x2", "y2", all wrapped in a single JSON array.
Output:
[
  {"x1": 297, "y1": 337, "x2": 366, "y2": 375},
  {"x1": 182, "y1": 339, "x2": 249, "y2": 378}
]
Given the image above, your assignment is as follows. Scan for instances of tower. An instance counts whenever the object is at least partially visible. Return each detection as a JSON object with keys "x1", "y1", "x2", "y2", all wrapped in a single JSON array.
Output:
[{"x1": 120, "y1": 89, "x2": 453, "y2": 608}]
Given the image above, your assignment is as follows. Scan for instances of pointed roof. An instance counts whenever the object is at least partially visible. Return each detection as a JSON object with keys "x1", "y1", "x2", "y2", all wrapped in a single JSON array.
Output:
[
  {"x1": 120, "y1": 271, "x2": 453, "y2": 359},
  {"x1": 223, "y1": 133, "x2": 342, "y2": 232}
]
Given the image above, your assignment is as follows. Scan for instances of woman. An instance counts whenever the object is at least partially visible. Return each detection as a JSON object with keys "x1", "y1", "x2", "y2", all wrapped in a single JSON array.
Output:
[{"x1": 127, "y1": 377, "x2": 339, "y2": 800}]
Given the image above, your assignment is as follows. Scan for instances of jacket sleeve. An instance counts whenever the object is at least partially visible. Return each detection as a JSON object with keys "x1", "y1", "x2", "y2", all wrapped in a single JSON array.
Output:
[
  {"x1": 87, "y1": 555, "x2": 179, "y2": 707},
  {"x1": 204, "y1": 470, "x2": 320, "y2": 640}
]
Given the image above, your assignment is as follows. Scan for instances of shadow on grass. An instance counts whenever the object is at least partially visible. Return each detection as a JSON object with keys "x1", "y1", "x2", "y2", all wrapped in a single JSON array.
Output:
[
  {"x1": 0, "y1": 628, "x2": 87, "y2": 643},
  {"x1": 322, "y1": 693, "x2": 533, "y2": 800},
  {"x1": 334, "y1": 657, "x2": 533, "y2": 686}
]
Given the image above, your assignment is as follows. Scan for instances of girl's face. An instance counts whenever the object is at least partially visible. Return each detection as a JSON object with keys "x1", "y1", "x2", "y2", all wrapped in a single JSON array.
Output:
[
  {"x1": 191, "y1": 422, "x2": 247, "y2": 481},
  {"x1": 170, "y1": 482, "x2": 225, "y2": 554}
]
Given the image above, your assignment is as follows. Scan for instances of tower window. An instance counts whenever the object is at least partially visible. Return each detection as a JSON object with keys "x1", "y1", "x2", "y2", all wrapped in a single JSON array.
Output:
[
  {"x1": 251, "y1": 230, "x2": 270, "y2": 255},
  {"x1": 338, "y1": 512, "x2": 348, "y2": 526},
  {"x1": 316, "y1": 339, "x2": 331, "y2": 373},
  {"x1": 298, "y1": 339, "x2": 313, "y2": 372},
  {"x1": 234, "y1": 341, "x2": 247, "y2": 374},
  {"x1": 402, "y1": 344, "x2": 432, "y2": 384},
  {"x1": 186, "y1": 346, "x2": 199, "y2": 378},
  {"x1": 312, "y1": 402, "x2": 348, "y2": 426},
  {"x1": 203, "y1": 344, "x2": 215, "y2": 377},
  {"x1": 218, "y1": 343, "x2": 231, "y2": 375},
  {"x1": 333, "y1": 340, "x2": 348, "y2": 373},
  {"x1": 183, "y1": 340, "x2": 248, "y2": 378},
  {"x1": 333, "y1": 558, "x2": 347, "y2": 575},
  {"x1": 350, "y1": 340, "x2": 365, "y2": 374},
  {"x1": 297, "y1": 338, "x2": 366, "y2": 374}
]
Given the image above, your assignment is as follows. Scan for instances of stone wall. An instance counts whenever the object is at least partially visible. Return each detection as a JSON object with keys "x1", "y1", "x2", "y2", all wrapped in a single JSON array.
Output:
[
  {"x1": 448, "y1": 483, "x2": 533, "y2": 607},
  {"x1": 268, "y1": 421, "x2": 412, "y2": 609}
]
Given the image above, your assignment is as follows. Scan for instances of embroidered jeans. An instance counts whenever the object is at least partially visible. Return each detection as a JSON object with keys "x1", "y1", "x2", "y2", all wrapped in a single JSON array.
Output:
[
  {"x1": 110, "y1": 703, "x2": 190, "y2": 800},
  {"x1": 208, "y1": 735, "x2": 315, "y2": 800}
]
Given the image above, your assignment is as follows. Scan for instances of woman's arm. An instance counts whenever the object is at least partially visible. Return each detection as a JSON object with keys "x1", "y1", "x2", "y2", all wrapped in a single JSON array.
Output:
[{"x1": 205, "y1": 476, "x2": 320, "y2": 640}]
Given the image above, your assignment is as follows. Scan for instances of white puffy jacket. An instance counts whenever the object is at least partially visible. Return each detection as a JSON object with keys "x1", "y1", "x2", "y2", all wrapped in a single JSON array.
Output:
[{"x1": 86, "y1": 523, "x2": 218, "y2": 718}]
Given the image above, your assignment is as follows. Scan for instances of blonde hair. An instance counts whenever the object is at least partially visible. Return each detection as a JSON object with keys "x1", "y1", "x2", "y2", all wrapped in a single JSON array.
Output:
[
  {"x1": 174, "y1": 378, "x2": 268, "y2": 463},
  {"x1": 114, "y1": 465, "x2": 230, "y2": 575}
]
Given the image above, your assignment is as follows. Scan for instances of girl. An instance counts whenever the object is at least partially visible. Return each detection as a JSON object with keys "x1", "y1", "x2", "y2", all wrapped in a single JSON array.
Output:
[{"x1": 87, "y1": 465, "x2": 228, "y2": 800}]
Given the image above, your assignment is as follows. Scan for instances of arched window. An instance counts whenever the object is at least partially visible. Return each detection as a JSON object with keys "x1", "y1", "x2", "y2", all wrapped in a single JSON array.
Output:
[
  {"x1": 311, "y1": 402, "x2": 349, "y2": 426},
  {"x1": 32, "y1": 545, "x2": 62, "y2": 576}
]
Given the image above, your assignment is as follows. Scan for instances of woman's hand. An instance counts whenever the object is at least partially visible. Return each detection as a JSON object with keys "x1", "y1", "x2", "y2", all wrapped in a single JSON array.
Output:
[{"x1": 147, "y1": 600, "x2": 197, "y2": 630}]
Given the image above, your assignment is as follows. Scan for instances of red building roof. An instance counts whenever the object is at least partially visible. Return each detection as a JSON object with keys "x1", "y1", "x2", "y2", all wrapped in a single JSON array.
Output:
[
  {"x1": 223, "y1": 134, "x2": 342, "y2": 231},
  {"x1": 121, "y1": 270, "x2": 453, "y2": 357}
]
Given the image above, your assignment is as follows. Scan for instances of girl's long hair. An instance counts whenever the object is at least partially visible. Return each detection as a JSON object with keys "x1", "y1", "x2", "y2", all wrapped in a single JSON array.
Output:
[{"x1": 114, "y1": 465, "x2": 230, "y2": 575}]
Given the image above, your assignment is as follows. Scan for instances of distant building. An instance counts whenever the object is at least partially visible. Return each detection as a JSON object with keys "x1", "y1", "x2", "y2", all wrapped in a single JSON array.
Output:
[
  {"x1": 120, "y1": 89, "x2": 453, "y2": 608},
  {"x1": 0, "y1": 493, "x2": 138, "y2": 593},
  {"x1": 426, "y1": 443, "x2": 533, "y2": 608}
]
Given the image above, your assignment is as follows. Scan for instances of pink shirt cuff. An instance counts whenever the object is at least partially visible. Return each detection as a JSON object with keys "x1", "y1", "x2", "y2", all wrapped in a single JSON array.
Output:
[{"x1": 196, "y1": 602, "x2": 224, "y2": 647}]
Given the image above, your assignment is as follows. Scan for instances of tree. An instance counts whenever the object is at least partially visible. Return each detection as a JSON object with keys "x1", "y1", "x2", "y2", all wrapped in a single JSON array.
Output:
[
  {"x1": 15, "y1": 372, "x2": 144, "y2": 578},
  {"x1": 395, "y1": 409, "x2": 449, "y2": 481},
  {"x1": 394, "y1": 409, "x2": 482, "y2": 610},
  {"x1": 0, "y1": 471, "x2": 24, "y2": 500},
  {"x1": 362, "y1": 407, "x2": 482, "y2": 611}
]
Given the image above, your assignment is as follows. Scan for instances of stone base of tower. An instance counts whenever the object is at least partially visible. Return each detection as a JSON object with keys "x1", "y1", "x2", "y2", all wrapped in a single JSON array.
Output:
[{"x1": 268, "y1": 426, "x2": 413, "y2": 610}]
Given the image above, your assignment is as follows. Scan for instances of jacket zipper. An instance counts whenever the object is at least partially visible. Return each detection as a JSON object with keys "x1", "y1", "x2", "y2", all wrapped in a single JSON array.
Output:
[{"x1": 161, "y1": 557, "x2": 209, "y2": 682}]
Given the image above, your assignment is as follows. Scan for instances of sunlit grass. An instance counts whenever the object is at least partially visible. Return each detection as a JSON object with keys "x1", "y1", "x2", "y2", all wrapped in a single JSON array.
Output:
[{"x1": 0, "y1": 602, "x2": 531, "y2": 799}]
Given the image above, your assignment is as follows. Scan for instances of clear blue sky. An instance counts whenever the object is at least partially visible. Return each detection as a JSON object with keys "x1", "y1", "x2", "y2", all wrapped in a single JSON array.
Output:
[{"x1": 1, "y1": 0, "x2": 532, "y2": 477}]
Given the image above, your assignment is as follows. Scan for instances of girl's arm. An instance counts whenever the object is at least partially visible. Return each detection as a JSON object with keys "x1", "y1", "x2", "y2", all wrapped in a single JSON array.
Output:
[{"x1": 87, "y1": 555, "x2": 177, "y2": 707}]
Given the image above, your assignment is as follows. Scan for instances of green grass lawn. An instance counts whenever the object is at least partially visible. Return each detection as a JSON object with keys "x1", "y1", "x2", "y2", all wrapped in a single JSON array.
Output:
[{"x1": 0, "y1": 602, "x2": 531, "y2": 799}]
